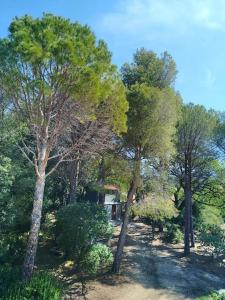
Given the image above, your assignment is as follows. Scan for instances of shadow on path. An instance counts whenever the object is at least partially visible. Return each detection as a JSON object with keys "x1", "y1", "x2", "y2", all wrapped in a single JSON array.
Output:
[{"x1": 69, "y1": 222, "x2": 225, "y2": 300}]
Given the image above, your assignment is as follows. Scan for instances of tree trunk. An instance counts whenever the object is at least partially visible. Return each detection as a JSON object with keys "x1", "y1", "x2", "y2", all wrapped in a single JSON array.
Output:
[
  {"x1": 111, "y1": 179, "x2": 137, "y2": 273},
  {"x1": 158, "y1": 222, "x2": 164, "y2": 233},
  {"x1": 98, "y1": 157, "x2": 105, "y2": 205},
  {"x1": 174, "y1": 186, "x2": 181, "y2": 208},
  {"x1": 22, "y1": 173, "x2": 46, "y2": 280},
  {"x1": 190, "y1": 200, "x2": 195, "y2": 248},
  {"x1": 112, "y1": 148, "x2": 141, "y2": 273},
  {"x1": 184, "y1": 155, "x2": 192, "y2": 256},
  {"x1": 69, "y1": 159, "x2": 80, "y2": 203}
]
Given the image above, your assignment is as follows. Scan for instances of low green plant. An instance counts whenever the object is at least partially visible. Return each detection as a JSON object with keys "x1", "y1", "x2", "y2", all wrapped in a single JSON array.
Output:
[
  {"x1": 131, "y1": 197, "x2": 178, "y2": 223},
  {"x1": 55, "y1": 204, "x2": 113, "y2": 264},
  {"x1": 1, "y1": 271, "x2": 62, "y2": 300},
  {"x1": 195, "y1": 204, "x2": 224, "y2": 229},
  {"x1": 163, "y1": 223, "x2": 183, "y2": 244},
  {"x1": 198, "y1": 225, "x2": 225, "y2": 258},
  {"x1": 0, "y1": 233, "x2": 25, "y2": 265},
  {"x1": 196, "y1": 291, "x2": 225, "y2": 299},
  {"x1": 81, "y1": 243, "x2": 113, "y2": 275},
  {"x1": 0, "y1": 264, "x2": 20, "y2": 296}
]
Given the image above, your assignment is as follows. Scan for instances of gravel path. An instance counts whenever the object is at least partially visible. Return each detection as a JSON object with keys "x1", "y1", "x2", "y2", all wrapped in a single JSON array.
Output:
[{"x1": 70, "y1": 222, "x2": 225, "y2": 300}]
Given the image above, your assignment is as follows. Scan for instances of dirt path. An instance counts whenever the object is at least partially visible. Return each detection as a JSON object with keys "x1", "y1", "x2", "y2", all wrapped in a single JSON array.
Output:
[{"x1": 84, "y1": 222, "x2": 225, "y2": 300}]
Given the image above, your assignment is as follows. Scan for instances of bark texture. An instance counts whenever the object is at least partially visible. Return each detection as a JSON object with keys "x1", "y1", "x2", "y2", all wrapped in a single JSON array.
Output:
[
  {"x1": 97, "y1": 157, "x2": 106, "y2": 205},
  {"x1": 22, "y1": 173, "x2": 45, "y2": 280},
  {"x1": 69, "y1": 159, "x2": 80, "y2": 203},
  {"x1": 190, "y1": 201, "x2": 195, "y2": 248},
  {"x1": 184, "y1": 155, "x2": 192, "y2": 255},
  {"x1": 111, "y1": 180, "x2": 137, "y2": 273},
  {"x1": 112, "y1": 149, "x2": 141, "y2": 273}
]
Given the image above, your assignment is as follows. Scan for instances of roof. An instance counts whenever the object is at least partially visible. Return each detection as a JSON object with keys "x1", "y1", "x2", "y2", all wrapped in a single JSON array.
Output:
[
  {"x1": 104, "y1": 184, "x2": 120, "y2": 191},
  {"x1": 104, "y1": 202, "x2": 122, "y2": 205}
]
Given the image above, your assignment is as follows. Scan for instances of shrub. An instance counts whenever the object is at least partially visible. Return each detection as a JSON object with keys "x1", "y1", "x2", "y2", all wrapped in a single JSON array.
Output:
[
  {"x1": 195, "y1": 204, "x2": 224, "y2": 229},
  {"x1": 81, "y1": 243, "x2": 113, "y2": 275},
  {"x1": 196, "y1": 291, "x2": 225, "y2": 300},
  {"x1": 55, "y1": 203, "x2": 113, "y2": 264},
  {"x1": 131, "y1": 197, "x2": 178, "y2": 223},
  {"x1": 198, "y1": 225, "x2": 225, "y2": 258},
  {"x1": 0, "y1": 264, "x2": 20, "y2": 296},
  {"x1": 0, "y1": 233, "x2": 25, "y2": 265},
  {"x1": 164, "y1": 223, "x2": 183, "y2": 244},
  {"x1": 1, "y1": 271, "x2": 62, "y2": 300}
]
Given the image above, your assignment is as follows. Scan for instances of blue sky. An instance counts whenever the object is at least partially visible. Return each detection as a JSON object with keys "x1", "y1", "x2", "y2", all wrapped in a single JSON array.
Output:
[{"x1": 1, "y1": 0, "x2": 225, "y2": 111}]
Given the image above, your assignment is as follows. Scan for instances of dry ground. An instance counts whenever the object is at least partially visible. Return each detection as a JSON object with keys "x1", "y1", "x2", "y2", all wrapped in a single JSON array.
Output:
[
  {"x1": 38, "y1": 222, "x2": 225, "y2": 300},
  {"x1": 84, "y1": 222, "x2": 225, "y2": 300}
]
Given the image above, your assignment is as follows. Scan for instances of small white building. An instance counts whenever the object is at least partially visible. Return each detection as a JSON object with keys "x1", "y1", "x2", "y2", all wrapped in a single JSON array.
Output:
[{"x1": 104, "y1": 185, "x2": 123, "y2": 220}]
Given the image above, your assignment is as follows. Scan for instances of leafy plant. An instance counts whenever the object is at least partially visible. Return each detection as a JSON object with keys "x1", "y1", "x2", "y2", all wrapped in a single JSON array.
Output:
[
  {"x1": 198, "y1": 225, "x2": 225, "y2": 258},
  {"x1": 81, "y1": 243, "x2": 113, "y2": 275},
  {"x1": 0, "y1": 234, "x2": 25, "y2": 265},
  {"x1": 196, "y1": 291, "x2": 225, "y2": 299},
  {"x1": 195, "y1": 203, "x2": 224, "y2": 229},
  {"x1": 131, "y1": 196, "x2": 178, "y2": 223},
  {"x1": 163, "y1": 223, "x2": 183, "y2": 244},
  {"x1": 55, "y1": 203, "x2": 113, "y2": 264},
  {"x1": 0, "y1": 264, "x2": 20, "y2": 296},
  {"x1": 1, "y1": 271, "x2": 62, "y2": 300}
]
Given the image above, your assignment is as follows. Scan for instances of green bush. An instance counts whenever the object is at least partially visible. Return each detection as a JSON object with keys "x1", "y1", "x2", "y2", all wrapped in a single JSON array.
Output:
[
  {"x1": 195, "y1": 204, "x2": 224, "y2": 229},
  {"x1": 131, "y1": 197, "x2": 178, "y2": 223},
  {"x1": 0, "y1": 234, "x2": 25, "y2": 265},
  {"x1": 81, "y1": 243, "x2": 113, "y2": 275},
  {"x1": 55, "y1": 203, "x2": 113, "y2": 264},
  {"x1": 196, "y1": 291, "x2": 225, "y2": 299},
  {"x1": 198, "y1": 225, "x2": 225, "y2": 258},
  {"x1": 1, "y1": 271, "x2": 62, "y2": 300},
  {"x1": 0, "y1": 264, "x2": 20, "y2": 296},
  {"x1": 163, "y1": 223, "x2": 183, "y2": 244}
]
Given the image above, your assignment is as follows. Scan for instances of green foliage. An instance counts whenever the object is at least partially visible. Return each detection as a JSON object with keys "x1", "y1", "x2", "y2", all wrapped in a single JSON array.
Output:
[
  {"x1": 196, "y1": 291, "x2": 225, "y2": 300},
  {"x1": 198, "y1": 225, "x2": 225, "y2": 258},
  {"x1": 0, "y1": 264, "x2": 20, "y2": 296},
  {"x1": 131, "y1": 196, "x2": 178, "y2": 222},
  {"x1": 195, "y1": 204, "x2": 224, "y2": 229},
  {"x1": 0, "y1": 116, "x2": 34, "y2": 265},
  {"x1": 0, "y1": 14, "x2": 128, "y2": 134},
  {"x1": 120, "y1": 48, "x2": 180, "y2": 197},
  {"x1": 102, "y1": 154, "x2": 132, "y2": 193},
  {"x1": 55, "y1": 204, "x2": 113, "y2": 263},
  {"x1": 0, "y1": 14, "x2": 127, "y2": 279},
  {"x1": 124, "y1": 83, "x2": 179, "y2": 159},
  {"x1": 163, "y1": 223, "x2": 183, "y2": 244},
  {"x1": 193, "y1": 161, "x2": 225, "y2": 215},
  {"x1": 1, "y1": 271, "x2": 62, "y2": 300},
  {"x1": 0, "y1": 155, "x2": 14, "y2": 199},
  {"x1": 81, "y1": 243, "x2": 113, "y2": 275},
  {"x1": 215, "y1": 113, "x2": 225, "y2": 158},
  {"x1": 0, "y1": 234, "x2": 25, "y2": 265},
  {"x1": 121, "y1": 48, "x2": 177, "y2": 89},
  {"x1": 174, "y1": 104, "x2": 218, "y2": 191},
  {"x1": 177, "y1": 104, "x2": 217, "y2": 152}
]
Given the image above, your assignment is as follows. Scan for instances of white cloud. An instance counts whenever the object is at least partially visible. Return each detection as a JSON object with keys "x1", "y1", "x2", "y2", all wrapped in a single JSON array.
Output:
[
  {"x1": 100, "y1": 0, "x2": 225, "y2": 38},
  {"x1": 205, "y1": 69, "x2": 216, "y2": 88}
]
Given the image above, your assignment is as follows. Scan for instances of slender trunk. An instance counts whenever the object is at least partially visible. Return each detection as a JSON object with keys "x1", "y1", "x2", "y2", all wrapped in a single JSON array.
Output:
[
  {"x1": 98, "y1": 157, "x2": 105, "y2": 205},
  {"x1": 69, "y1": 159, "x2": 80, "y2": 203},
  {"x1": 112, "y1": 148, "x2": 141, "y2": 273},
  {"x1": 158, "y1": 222, "x2": 164, "y2": 233},
  {"x1": 22, "y1": 172, "x2": 46, "y2": 280},
  {"x1": 174, "y1": 185, "x2": 181, "y2": 208},
  {"x1": 190, "y1": 200, "x2": 195, "y2": 248},
  {"x1": 111, "y1": 180, "x2": 137, "y2": 273},
  {"x1": 184, "y1": 154, "x2": 191, "y2": 255}
]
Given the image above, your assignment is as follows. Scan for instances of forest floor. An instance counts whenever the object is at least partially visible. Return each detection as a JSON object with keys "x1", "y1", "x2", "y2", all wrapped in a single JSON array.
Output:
[{"x1": 38, "y1": 222, "x2": 225, "y2": 300}]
